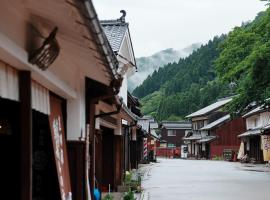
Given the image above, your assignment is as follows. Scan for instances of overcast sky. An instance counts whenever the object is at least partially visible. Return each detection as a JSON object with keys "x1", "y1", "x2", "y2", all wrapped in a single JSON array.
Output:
[{"x1": 93, "y1": 0, "x2": 267, "y2": 57}]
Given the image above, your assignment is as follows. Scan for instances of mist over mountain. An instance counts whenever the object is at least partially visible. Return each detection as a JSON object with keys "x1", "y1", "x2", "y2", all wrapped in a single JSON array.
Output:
[{"x1": 128, "y1": 43, "x2": 201, "y2": 91}]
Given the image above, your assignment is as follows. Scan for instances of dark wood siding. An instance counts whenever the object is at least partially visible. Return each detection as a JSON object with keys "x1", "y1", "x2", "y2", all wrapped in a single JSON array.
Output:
[
  {"x1": 210, "y1": 117, "x2": 246, "y2": 158},
  {"x1": 160, "y1": 128, "x2": 187, "y2": 147}
]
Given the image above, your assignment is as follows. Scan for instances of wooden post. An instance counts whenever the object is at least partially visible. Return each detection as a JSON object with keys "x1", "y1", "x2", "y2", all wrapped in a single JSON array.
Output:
[
  {"x1": 19, "y1": 71, "x2": 32, "y2": 200},
  {"x1": 89, "y1": 102, "x2": 96, "y2": 199}
]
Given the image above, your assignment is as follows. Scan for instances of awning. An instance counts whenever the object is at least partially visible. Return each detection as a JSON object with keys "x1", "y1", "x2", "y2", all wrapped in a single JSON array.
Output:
[
  {"x1": 238, "y1": 128, "x2": 261, "y2": 138},
  {"x1": 197, "y1": 136, "x2": 217, "y2": 143}
]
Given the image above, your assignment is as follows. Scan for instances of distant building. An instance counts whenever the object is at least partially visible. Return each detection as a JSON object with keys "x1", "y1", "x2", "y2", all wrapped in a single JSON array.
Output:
[
  {"x1": 160, "y1": 121, "x2": 192, "y2": 148},
  {"x1": 137, "y1": 116, "x2": 160, "y2": 161}
]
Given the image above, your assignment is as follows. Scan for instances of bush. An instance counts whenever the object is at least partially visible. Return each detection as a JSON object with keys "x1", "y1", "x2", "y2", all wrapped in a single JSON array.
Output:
[
  {"x1": 102, "y1": 194, "x2": 113, "y2": 200},
  {"x1": 123, "y1": 189, "x2": 136, "y2": 200}
]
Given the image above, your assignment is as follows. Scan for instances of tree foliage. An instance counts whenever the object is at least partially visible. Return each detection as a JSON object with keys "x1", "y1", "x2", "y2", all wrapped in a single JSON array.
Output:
[{"x1": 216, "y1": 8, "x2": 270, "y2": 114}]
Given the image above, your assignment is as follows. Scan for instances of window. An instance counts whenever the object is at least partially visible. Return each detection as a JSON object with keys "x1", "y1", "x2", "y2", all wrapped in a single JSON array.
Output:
[{"x1": 167, "y1": 130, "x2": 176, "y2": 136}]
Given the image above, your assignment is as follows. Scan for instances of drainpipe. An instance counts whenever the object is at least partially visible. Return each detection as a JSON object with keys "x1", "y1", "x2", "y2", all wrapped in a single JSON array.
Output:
[{"x1": 94, "y1": 101, "x2": 123, "y2": 119}]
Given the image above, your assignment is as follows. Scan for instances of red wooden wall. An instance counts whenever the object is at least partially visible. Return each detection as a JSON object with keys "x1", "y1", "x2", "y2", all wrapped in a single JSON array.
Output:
[{"x1": 210, "y1": 117, "x2": 246, "y2": 158}]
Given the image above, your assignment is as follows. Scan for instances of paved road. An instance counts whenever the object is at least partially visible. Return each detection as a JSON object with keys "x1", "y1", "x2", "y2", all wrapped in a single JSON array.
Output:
[{"x1": 141, "y1": 158, "x2": 270, "y2": 200}]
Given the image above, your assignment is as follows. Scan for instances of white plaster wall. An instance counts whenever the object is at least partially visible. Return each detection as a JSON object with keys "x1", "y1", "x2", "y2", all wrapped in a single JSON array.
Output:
[
  {"x1": 246, "y1": 111, "x2": 270, "y2": 129},
  {"x1": 119, "y1": 73, "x2": 128, "y2": 105},
  {"x1": 246, "y1": 116, "x2": 259, "y2": 129},
  {"x1": 66, "y1": 73, "x2": 85, "y2": 141},
  {"x1": 260, "y1": 112, "x2": 270, "y2": 127}
]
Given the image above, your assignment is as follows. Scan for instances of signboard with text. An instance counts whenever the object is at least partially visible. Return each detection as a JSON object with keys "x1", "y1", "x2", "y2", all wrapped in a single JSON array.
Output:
[
  {"x1": 49, "y1": 95, "x2": 72, "y2": 200},
  {"x1": 261, "y1": 135, "x2": 270, "y2": 161}
]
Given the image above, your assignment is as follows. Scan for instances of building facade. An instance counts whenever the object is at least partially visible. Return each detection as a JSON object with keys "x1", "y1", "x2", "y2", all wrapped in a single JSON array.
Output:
[
  {"x1": 160, "y1": 121, "x2": 192, "y2": 148},
  {"x1": 238, "y1": 106, "x2": 270, "y2": 163},
  {"x1": 184, "y1": 98, "x2": 232, "y2": 158}
]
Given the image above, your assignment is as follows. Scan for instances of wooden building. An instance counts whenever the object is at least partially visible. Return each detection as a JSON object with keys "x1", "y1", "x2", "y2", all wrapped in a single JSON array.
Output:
[
  {"x1": 93, "y1": 12, "x2": 139, "y2": 193},
  {"x1": 160, "y1": 121, "x2": 191, "y2": 148},
  {"x1": 0, "y1": 0, "x2": 122, "y2": 199},
  {"x1": 238, "y1": 106, "x2": 270, "y2": 163},
  {"x1": 199, "y1": 115, "x2": 245, "y2": 159},
  {"x1": 184, "y1": 97, "x2": 232, "y2": 158}
]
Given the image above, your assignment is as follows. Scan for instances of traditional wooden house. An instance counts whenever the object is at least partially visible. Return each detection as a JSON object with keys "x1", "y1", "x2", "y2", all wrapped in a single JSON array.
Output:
[
  {"x1": 160, "y1": 121, "x2": 192, "y2": 148},
  {"x1": 238, "y1": 106, "x2": 270, "y2": 163},
  {"x1": 199, "y1": 115, "x2": 245, "y2": 159},
  {"x1": 93, "y1": 12, "x2": 138, "y2": 193},
  {"x1": 0, "y1": 0, "x2": 122, "y2": 199},
  {"x1": 184, "y1": 97, "x2": 232, "y2": 158}
]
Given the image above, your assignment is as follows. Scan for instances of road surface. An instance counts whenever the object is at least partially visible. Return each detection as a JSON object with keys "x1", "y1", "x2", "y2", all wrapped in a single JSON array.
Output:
[{"x1": 141, "y1": 158, "x2": 270, "y2": 200}]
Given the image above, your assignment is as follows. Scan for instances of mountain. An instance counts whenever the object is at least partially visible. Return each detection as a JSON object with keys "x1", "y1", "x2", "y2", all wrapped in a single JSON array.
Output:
[
  {"x1": 133, "y1": 36, "x2": 231, "y2": 121},
  {"x1": 128, "y1": 43, "x2": 201, "y2": 91}
]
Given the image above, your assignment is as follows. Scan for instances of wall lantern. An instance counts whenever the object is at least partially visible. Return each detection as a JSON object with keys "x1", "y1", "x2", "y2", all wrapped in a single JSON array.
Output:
[{"x1": 29, "y1": 27, "x2": 60, "y2": 70}]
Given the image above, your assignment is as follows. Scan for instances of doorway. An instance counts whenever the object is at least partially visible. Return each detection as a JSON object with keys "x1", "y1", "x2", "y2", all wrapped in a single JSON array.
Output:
[
  {"x1": 101, "y1": 126, "x2": 115, "y2": 192},
  {"x1": 0, "y1": 98, "x2": 20, "y2": 199}
]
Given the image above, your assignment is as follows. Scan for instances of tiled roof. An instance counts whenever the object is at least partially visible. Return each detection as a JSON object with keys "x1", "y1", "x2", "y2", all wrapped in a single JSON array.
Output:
[
  {"x1": 161, "y1": 121, "x2": 191, "y2": 129},
  {"x1": 197, "y1": 136, "x2": 217, "y2": 143},
  {"x1": 101, "y1": 20, "x2": 128, "y2": 53},
  {"x1": 243, "y1": 106, "x2": 265, "y2": 118},
  {"x1": 200, "y1": 114, "x2": 230, "y2": 131},
  {"x1": 182, "y1": 134, "x2": 202, "y2": 141},
  {"x1": 186, "y1": 97, "x2": 232, "y2": 118}
]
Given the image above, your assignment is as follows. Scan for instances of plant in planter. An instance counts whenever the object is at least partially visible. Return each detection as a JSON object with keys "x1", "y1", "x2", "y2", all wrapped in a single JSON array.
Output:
[
  {"x1": 102, "y1": 194, "x2": 114, "y2": 200},
  {"x1": 123, "y1": 189, "x2": 136, "y2": 200}
]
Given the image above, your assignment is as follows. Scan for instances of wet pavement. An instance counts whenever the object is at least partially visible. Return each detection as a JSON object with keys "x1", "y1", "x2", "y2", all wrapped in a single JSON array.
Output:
[{"x1": 140, "y1": 158, "x2": 270, "y2": 200}]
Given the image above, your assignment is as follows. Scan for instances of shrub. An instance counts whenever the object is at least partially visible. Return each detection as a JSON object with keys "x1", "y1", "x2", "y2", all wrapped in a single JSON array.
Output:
[
  {"x1": 123, "y1": 189, "x2": 136, "y2": 200},
  {"x1": 102, "y1": 194, "x2": 113, "y2": 200}
]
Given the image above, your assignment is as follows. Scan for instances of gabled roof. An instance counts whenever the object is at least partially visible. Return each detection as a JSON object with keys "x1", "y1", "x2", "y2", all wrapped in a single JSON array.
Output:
[
  {"x1": 186, "y1": 97, "x2": 232, "y2": 118},
  {"x1": 100, "y1": 11, "x2": 136, "y2": 67},
  {"x1": 101, "y1": 20, "x2": 129, "y2": 53},
  {"x1": 161, "y1": 121, "x2": 191, "y2": 129},
  {"x1": 200, "y1": 114, "x2": 230, "y2": 131}
]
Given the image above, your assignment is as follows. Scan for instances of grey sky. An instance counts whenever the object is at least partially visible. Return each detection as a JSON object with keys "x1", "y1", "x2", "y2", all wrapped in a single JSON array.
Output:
[{"x1": 93, "y1": 0, "x2": 266, "y2": 57}]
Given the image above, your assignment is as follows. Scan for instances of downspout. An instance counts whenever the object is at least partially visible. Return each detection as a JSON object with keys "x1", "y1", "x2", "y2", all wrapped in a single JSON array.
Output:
[{"x1": 94, "y1": 101, "x2": 123, "y2": 119}]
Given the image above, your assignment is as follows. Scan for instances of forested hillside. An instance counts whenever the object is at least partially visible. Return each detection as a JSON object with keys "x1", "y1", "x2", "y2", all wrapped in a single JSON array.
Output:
[
  {"x1": 133, "y1": 7, "x2": 270, "y2": 121},
  {"x1": 216, "y1": 8, "x2": 270, "y2": 114},
  {"x1": 133, "y1": 36, "x2": 231, "y2": 120}
]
